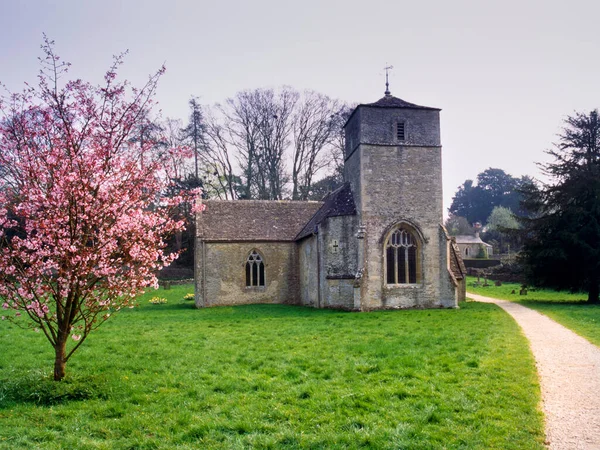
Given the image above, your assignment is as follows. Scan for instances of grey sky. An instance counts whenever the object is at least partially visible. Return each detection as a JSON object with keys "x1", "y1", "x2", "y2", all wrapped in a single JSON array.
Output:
[{"x1": 1, "y1": 0, "x2": 599, "y2": 214}]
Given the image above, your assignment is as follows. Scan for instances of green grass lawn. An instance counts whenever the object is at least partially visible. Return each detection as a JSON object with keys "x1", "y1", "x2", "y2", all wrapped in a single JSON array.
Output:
[
  {"x1": 466, "y1": 276, "x2": 600, "y2": 346},
  {"x1": 0, "y1": 285, "x2": 544, "y2": 449}
]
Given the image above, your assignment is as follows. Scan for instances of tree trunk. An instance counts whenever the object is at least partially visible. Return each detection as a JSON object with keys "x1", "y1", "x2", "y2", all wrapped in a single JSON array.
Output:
[
  {"x1": 53, "y1": 338, "x2": 67, "y2": 381},
  {"x1": 588, "y1": 278, "x2": 599, "y2": 304}
]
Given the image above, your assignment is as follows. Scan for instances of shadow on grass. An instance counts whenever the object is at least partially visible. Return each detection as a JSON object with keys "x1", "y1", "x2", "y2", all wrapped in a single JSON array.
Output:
[{"x1": 0, "y1": 371, "x2": 111, "y2": 408}]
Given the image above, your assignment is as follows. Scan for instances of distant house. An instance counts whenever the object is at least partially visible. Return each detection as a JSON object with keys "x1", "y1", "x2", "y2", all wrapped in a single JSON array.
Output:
[{"x1": 454, "y1": 232, "x2": 494, "y2": 258}]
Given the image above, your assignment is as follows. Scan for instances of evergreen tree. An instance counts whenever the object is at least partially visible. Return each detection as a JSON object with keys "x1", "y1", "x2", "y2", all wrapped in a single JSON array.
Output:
[
  {"x1": 520, "y1": 110, "x2": 600, "y2": 303},
  {"x1": 181, "y1": 97, "x2": 206, "y2": 182}
]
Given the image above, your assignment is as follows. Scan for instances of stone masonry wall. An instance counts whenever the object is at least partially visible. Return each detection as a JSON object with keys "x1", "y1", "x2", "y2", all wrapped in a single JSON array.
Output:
[
  {"x1": 195, "y1": 241, "x2": 298, "y2": 307},
  {"x1": 319, "y1": 215, "x2": 359, "y2": 309},
  {"x1": 298, "y1": 236, "x2": 318, "y2": 307},
  {"x1": 358, "y1": 143, "x2": 456, "y2": 309},
  {"x1": 359, "y1": 108, "x2": 441, "y2": 148},
  {"x1": 298, "y1": 215, "x2": 359, "y2": 310}
]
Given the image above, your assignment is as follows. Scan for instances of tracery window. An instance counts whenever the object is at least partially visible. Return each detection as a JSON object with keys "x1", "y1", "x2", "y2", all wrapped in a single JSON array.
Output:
[
  {"x1": 386, "y1": 227, "x2": 420, "y2": 284},
  {"x1": 245, "y1": 250, "x2": 265, "y2": 287}
]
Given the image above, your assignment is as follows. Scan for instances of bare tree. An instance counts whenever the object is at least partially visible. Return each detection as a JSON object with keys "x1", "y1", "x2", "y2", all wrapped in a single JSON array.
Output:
[
  {"x1": 221, "y1": 90, "x2": 262, "y2": 199},
  {"x1": 196, "y1": 87, "x2": 349, "y2": 201},
  {"x1": 330, "y1": 104, "x2": 355, "y2": 184},
  {"x1": 291, "y1": 92, "x2": 343, "y2": 200},
  {"x1": 255, "y1": 87, "x2": 298, "y2": 200},
  {"x1": 129, "y1": 108, "x2": 165, "y2": 166},
  {"x1": 161, "y1": 117, "x2": 189, "y2": 179},
  {"x1": 201, "y1": 106, "x2": 241, "y2": 199},
  {"x1": 222, "y1": 88, "x2": 298, "y2": 200}
]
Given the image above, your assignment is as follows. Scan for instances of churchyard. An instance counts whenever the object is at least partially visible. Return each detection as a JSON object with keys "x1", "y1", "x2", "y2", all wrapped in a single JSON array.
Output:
[{"x1": 0, "y1": 284, "x2": 545, "y2": 449}]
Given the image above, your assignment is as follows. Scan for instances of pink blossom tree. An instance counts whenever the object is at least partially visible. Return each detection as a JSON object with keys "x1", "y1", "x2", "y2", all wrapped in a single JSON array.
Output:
[{"x1": 0, "y1": 37, "x2": 195, "y2": 381}]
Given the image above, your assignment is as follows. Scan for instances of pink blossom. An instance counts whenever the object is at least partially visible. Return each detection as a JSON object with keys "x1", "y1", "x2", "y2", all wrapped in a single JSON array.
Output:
[
  {"x1": 0, "y1": 38, "x2": 189, "y2": 380},
  {"x1": 71, "y1": 334, "x2": 81, "y2": 341}
]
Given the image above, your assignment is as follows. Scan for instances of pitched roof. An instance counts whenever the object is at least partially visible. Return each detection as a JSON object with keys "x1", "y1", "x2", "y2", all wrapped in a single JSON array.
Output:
[
  {"x1": 296, "y1": 183, "x2": 357, "y2": 240},
  {"x1": 449, "y1": 239, "x2": 466, "y2": 281},
  {"x1": 454, "y1": 235, "x2": 492, "y2": 246},
  {"x1": 198, "y1": 200, "x2": 322, "y2": 242},
  {"x1": 344, "y1": 94, "x2": 440, "y2": 127},
  {"x1": 365, "y1": 94, "x2": 440, "y2": 111}
]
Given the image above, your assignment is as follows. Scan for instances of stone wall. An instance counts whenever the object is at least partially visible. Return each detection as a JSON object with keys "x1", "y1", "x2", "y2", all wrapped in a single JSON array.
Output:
[
  {"x1": 358, "y1": 107, "x2": 441, "y2": 148},
  {"x1": 298, "y1": 215, "x2": 360, "y2": 310},
  {"x1": 344, "y1": 150, "x2": 362, "y2": 214},
  {"x1": 195, "y1": 241, "x2": 298, "y2": 307},
  {"x1": 357, "y1": 144, "x2": 455, "y2": 309},
  {"x1": 298, "y1": 236, "x2": 318, "y2": 307},
  {"x1": 319, "y1": 215, "x2": 359, "y2": 309}
]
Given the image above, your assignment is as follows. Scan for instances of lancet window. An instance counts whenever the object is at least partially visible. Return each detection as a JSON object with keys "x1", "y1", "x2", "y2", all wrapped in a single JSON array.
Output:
[{"x1": 245, "y1": 250, "x2": 265, "y2": 287}]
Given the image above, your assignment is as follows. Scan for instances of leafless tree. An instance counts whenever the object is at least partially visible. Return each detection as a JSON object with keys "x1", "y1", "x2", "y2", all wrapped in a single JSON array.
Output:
[
  {"x1": 221, "y1": 87, "x2": 298, "y2": 200},
  {"x1": 329, "y1": 104, "x2": 355, "y2": 184},
  {"x1": 201, "y1": 107, "x2": 240, "y2": 199},
  {"x1": 195, "y1": 87, "x2": 350, "y2": 201},
  {"x1": 161, "y1": 117, "x2": 189, "y2": 179},
  {"x1": 220, "y1": 90, "x2": 261, "y2": 199},
  {"x1": 291, "y1": 91, "x2": 344, "y2": 200}
]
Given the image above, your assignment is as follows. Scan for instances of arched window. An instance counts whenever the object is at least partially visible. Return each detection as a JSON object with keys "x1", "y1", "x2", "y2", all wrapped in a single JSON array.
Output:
[
  {"x1": 385, "y1": 227, "x2": 420, "y2": 284},
  {"x1": 246, "y1": 250, "x2": 265, "y2": 287}
]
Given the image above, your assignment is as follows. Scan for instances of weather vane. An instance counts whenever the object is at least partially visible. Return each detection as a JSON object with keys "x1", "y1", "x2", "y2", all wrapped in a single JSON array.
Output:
[{"x1": 384, "y1": 64, "x2": 393, "y2": 95}]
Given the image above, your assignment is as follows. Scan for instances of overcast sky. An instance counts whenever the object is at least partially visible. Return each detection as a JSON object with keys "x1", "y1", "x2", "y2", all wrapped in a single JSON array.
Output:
[{"x1": 1, "y1": 0, "x2": 599, "y2": 214}]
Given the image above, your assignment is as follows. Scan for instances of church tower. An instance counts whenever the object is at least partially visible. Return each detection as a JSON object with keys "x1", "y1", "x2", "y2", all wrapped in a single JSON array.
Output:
[{"x1": 344, "y1": 88, "x2": 458, "y2": 309}]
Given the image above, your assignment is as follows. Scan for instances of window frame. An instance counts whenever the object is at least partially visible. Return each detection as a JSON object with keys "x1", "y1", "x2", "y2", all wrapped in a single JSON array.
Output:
[
  {"x1": 384, "y1": 224, "x2": 422, "y2": 286},
  {"x1": 245, "y1": 249, "x2": 266, "y2": 288}
]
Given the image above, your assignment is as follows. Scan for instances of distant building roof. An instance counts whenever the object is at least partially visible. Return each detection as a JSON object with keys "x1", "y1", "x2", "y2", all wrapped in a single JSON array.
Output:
[
  {"x1": 198, "y1": 200, "x2": 322, "y2": 242},
  {"x1": 454, "y1": 235, "x2": 493, "y2": 247},
  {"x1": 296, "y1": 183, "x2": 357, "y2": 240}
]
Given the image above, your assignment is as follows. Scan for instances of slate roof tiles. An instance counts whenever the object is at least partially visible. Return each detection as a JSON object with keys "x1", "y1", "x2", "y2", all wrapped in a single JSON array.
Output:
[
  {"x1": 295, "y1": 183, "x2": 357, "y2": 240},
  {"x1": 197, "y1": 200, "x2": 323, "y2": 242}
]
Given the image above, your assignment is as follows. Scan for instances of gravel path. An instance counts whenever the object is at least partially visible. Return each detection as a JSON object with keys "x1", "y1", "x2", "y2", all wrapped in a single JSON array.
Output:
[{"x1": 468, "y1": 293, "x2": 600, "y2": 449}]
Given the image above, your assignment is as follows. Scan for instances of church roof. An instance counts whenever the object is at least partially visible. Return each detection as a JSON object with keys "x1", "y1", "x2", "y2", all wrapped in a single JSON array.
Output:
[
  {"x1": 198, "y1": 200, "x2": 323, "y2": 242},
  {"x1": 344, "y1": 94, "x2": 440, "y2": 127},
  {"x1": 295, "y1": 183, "x2": 357, "y2": 240},
  {"x1": 365, "y1": 94, "x2": 440, "y2": 111}
]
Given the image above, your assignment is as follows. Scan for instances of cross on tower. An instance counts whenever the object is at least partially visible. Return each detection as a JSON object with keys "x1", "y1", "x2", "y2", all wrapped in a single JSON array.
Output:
[{"x1": 384, "y1": 64, "x2": 393, "y2": 96}]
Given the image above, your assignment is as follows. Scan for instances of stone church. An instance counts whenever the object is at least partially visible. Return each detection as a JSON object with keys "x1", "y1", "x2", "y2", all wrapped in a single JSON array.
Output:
[{"x1": 194, "y1": 90, "x2": 466, "y2": 310}]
